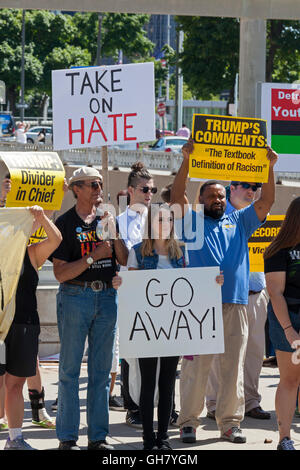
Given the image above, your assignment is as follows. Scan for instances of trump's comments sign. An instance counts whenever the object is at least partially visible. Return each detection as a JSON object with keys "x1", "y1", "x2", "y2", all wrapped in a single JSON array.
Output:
[
  {"x1": 52, "y1": 62, "x2": 155, "y2": 150},
  {"x1": 118, "y1": 267, "x2": 224, "y2": 359}
]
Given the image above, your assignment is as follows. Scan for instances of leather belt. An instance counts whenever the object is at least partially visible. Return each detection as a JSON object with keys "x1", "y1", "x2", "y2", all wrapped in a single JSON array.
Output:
[
  {"x1": 249, "y1": 289, "x2": 263, "y2": 296},
  {"x1": 65, "y1": 279, "x2": 113, "y2": 292}
]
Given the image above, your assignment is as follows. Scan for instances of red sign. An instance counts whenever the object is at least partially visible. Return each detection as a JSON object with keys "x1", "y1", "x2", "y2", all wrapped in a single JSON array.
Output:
[
  {"x1": 271, "y1": 88, "x2": 300, "y2": 121},
  {"x1": 157, "y1": 102, "x2": 166, "y2": 117}
]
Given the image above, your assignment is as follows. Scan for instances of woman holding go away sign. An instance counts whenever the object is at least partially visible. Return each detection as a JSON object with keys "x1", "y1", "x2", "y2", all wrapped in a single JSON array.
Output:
[{"x1": 112, "y1": 203, "x2": 224, "y2": 450}]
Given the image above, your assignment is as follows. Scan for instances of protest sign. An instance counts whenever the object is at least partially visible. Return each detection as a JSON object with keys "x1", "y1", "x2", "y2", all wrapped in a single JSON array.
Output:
[
  {"x1": 52, "y1": 62, "x2": 155, "y2": 150},
  {"x1": 189, "y1": 114, "x2": 269, "y2": 182},
  {"x1": 0, "y1": 152, "x2": 65, "y2": 211},
  {"x1": 118, "y1": 267, "x2": 224, "y2": 359},
  {"x1": 260, "y1": 82, "x2": 300, "y2": 171},
  {"x1": 0, "y1": 208, "x2": 33, "y2": 342},
  {"x1": 29, "y1": 226, "x2": 47, "y2": 245},
  {"x1": 248, "y1": 215, "x2": 285, "y2": 272}
]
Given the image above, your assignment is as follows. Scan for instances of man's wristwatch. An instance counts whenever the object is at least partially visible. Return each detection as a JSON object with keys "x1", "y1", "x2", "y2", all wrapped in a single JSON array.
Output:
[{"x1": 86, "y1": 256, "x2": 94, "y2": 266}]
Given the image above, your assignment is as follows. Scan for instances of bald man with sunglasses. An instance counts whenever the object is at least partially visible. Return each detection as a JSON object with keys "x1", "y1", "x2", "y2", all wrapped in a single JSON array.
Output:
[{"x1": 205, "y1": 180, "x2": 271, "y2": 423}]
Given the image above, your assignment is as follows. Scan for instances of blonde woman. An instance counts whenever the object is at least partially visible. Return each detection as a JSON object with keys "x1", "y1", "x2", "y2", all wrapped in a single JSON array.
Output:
[{"x1": 113, "y1": 203, "x2": 223, "y2": 450}]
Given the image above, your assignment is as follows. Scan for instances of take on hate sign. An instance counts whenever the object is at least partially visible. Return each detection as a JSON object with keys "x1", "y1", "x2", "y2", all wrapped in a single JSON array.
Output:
[
  {"x1": 52, "y1": 62, "x2": 155, "y2": 150},
  {"x1": 118, "y1": 267, "x2": 224, "y2": 359}
]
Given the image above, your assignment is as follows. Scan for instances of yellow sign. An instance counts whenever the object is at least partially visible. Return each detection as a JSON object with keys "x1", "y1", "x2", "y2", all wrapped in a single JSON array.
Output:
[
  {"x1": 0, "y1": 152, "x2": 65, "y2": 211},
  {"x1": 28, "y1": 226, "x2": 47, "y2": 245},
  {"x1": 248, "y1": 215, "x2": 285, "y2": 272},
  {"x1": 189, "y1": 114, "x2": 269, "y2": 183}
]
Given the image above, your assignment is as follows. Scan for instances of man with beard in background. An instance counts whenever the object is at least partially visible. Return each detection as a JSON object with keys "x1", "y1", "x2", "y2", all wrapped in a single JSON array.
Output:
[{"x1": 170, "y1": 140, "x2": 277, "y2": 445}]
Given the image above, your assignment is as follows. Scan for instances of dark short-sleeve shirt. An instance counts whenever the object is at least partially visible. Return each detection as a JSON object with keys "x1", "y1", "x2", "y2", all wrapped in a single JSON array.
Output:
[
  {"x1": 52, "y1": 206, "x2": 117, "y2": 283},
  {"x1": 264, "y1": 244, "x2": 300, "y2": 300}
]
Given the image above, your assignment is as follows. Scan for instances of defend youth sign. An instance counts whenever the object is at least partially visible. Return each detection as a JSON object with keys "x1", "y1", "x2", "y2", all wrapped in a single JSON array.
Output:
[
  {"x1": 248, "y1": 215, "x2": 285, "y2": 272},
  {"x1": 260, "y1": 82, "x2": 300, "y2": 171},
  {"x1": 52, "y1": 62, "x2": 155, "y2": 150},
  {"x1": 189, "y1": 114, "x2": 269, "y2": 182},
  {"x1": 118, "y1": 267, "x2": 224, "y2": 359},
  {"x1": 0, "y1": 152, "x2": 65, "y2": 210}
]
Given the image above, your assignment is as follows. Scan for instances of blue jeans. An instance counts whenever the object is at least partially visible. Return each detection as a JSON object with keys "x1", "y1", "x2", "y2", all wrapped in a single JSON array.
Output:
[{"x1": 56, "y1": 283, "x2": 117, "y2": 443}]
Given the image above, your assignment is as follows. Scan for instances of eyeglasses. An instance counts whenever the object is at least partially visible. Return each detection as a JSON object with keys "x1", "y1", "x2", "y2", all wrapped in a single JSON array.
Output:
[
  {"x1": 84, "y1": 181, "x2": 103, "y2": 190},
  {"x1": 235, "y1": 183, "x2": 262, "y2": 192},
  {"x1": 137, "y1": 186, "x2": 158, "y2": 194}
]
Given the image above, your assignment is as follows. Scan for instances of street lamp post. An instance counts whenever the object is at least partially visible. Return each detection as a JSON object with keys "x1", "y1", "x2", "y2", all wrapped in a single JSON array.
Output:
[{"x1": 20, "y1": 9, "x2": 26, "y2": 121}]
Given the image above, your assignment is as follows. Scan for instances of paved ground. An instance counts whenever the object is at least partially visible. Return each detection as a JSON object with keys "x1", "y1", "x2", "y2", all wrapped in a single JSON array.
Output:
[{"x1": 0, "y1": 362, "x2": 299, "y2": 452}]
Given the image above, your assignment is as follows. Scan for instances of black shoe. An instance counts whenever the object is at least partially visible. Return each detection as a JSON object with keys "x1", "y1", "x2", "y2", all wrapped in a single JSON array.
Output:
[
  {"x1": 157, "y1": 439, "x2": 172, "y2": 450},
  {"x1": 88, "y1": 440, "x2": 114, "y2": 450},
  {"x1": 109, "y1": 395, "x2": 125, "y2": 411},
  {"x1": 58, "y1": 440, "x2": 80, "y2": 450},
  {"x1": 51, "y1": 398, "x2": 58, "y2": 411},
  {"x1": 143, "y1": 440, "x2": 157, "y2": 450},
  {"x1": 125, "y1": 410, "x2": 143, "y2": 429},
  {"x1": 263, "y1": 356, "x2": 277, "y2": 367},
  {"x1": 180, "y1": 426, "x2": 196, "y2": 443},
  {"x1": 206, "y1": 410, "x2": 216, "y2": 420},
  {"x1": 245, "y1": 406, "x2": 271, "y2": 420}
]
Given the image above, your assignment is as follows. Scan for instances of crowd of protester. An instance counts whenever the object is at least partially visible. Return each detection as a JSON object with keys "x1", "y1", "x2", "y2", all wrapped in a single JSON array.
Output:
[{"x1": 0, "y1": 139, "x2": 299, "y2": 451}]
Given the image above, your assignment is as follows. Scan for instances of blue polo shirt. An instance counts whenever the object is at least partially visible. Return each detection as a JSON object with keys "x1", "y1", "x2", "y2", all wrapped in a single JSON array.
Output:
[
  {"x1": 182, "y1": 204, "x2": 263, "y2": 304},
  {"x1": 226, "y1": 200, "x2": 266, "y2": 292}
]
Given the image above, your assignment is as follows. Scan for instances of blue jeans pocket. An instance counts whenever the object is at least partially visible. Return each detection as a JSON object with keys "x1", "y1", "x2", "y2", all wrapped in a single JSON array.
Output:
[{"x1": 60, "y1": 284, "x2": 82, "y2": 296}]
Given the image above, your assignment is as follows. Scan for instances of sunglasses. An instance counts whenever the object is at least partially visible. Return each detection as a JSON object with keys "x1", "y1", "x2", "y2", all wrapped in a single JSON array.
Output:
[
  {"x1": 84, "y1": 181, "x2": 103, "y2": 190},
  {"x1": 137, "y1": 186, "x2": 158, "y2": 194},
  {"x1": 235, "y1": 183, "x2": 262, "y2": 192}
]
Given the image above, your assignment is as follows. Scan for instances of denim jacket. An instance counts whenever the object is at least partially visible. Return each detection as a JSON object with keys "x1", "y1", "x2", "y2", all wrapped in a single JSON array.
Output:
[{"x1": 133, "y1": 242, "x2": 186, "y2": 270}]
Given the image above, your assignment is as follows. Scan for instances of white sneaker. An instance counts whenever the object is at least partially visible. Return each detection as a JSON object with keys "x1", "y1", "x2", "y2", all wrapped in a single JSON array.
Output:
[{"x1": 222, "y1": 427, "x2": 246, "y2": 443}]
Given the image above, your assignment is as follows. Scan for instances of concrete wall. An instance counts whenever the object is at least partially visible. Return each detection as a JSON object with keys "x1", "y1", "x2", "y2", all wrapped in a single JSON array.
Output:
[{"x1": 2, "y1": 0, "x2": 300, "y2": 20}]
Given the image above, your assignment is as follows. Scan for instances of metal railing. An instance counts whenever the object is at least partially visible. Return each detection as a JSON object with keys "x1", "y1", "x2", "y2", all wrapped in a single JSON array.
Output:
[
  {"x1": 0, "y1": 141, "x2": 300, "y2": 181},
  {"x1": 0, "y1": 142, "x2": 183, "y2": 173}
]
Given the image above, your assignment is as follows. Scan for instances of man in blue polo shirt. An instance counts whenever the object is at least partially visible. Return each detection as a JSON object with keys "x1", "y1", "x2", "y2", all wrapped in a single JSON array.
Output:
[
  {"x1": 170, "y1": 140, "x2": 277, "y2": 444},
  {"x1": 206, "y1": 181, "x2": 271, "y2": 422}
]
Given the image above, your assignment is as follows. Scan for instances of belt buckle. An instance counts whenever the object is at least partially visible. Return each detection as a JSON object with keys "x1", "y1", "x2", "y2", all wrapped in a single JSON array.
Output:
[{"x1": 90, "y1": 280, "x2": 104, "y2": 292}]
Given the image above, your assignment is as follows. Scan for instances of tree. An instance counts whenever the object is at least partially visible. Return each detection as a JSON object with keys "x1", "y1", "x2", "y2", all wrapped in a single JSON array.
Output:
[
  {"x1": 175, "y1": 16, "x2": 300, "y2": 102},
  {"x1": 175, "y1": 16, "x2": 239, "y2": 101},
  {"x1": 72, "y1": 12, "x2": 154, "y2": 64},
  {"x1": 266, "y1": 20, "x2": 300, "y2": 82}
]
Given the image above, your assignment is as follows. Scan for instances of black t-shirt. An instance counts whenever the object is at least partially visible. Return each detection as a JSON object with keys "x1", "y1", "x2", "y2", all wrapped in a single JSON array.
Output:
[
  {"x1": 52, "y1": 206, "x2": 117, "y2": 283},
  {"x1": 14, "y1": 250, "x2": 39, "y2": 325},
  {"x1": 264, "y1": 243, "x2": 300, "y2": 300}
]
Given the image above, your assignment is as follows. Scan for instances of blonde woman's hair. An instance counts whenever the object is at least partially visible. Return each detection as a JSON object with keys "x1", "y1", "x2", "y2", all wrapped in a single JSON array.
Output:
[{"x1": 140, "y1": 204, "x2": 184, "y2": 260}]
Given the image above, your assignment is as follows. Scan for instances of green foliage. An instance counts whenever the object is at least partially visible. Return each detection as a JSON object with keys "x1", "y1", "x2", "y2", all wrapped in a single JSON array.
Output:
[
  {"x1": 175, "y1": 16, "x2": 239, "y2": 100},
  {"x1": 0, "y1": 9, "x2": 154, "y2": 114},
  {"x1": 102, "y1": 13, "x2": 153, "y2": 61},
  {"x1": 175, "y1": 16, "x2": 300, "y2": 101}
]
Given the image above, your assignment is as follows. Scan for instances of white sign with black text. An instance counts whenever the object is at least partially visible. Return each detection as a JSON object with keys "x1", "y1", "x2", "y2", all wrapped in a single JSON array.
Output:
[
  {"x1": 118, "y1": 267, "x2": 224, "y2": 359},
  {"x1": 52, "y1": 62, "x2": 155, "y2": 150}
]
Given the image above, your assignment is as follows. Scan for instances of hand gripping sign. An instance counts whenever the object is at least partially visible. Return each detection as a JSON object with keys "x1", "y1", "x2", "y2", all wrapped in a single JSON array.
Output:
[
  {"x1": 52, "y1": 62, "x2": 155, "y2": 150},
  {"x1": 0, "y1": 152, "x2": 65, "y2": 211},
  {"x1": 118, "y1": 267, "x2": 224, "y2": 359},
  {"x1": 189, "y1": 114, "x2": 269, "y2": 183}
]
